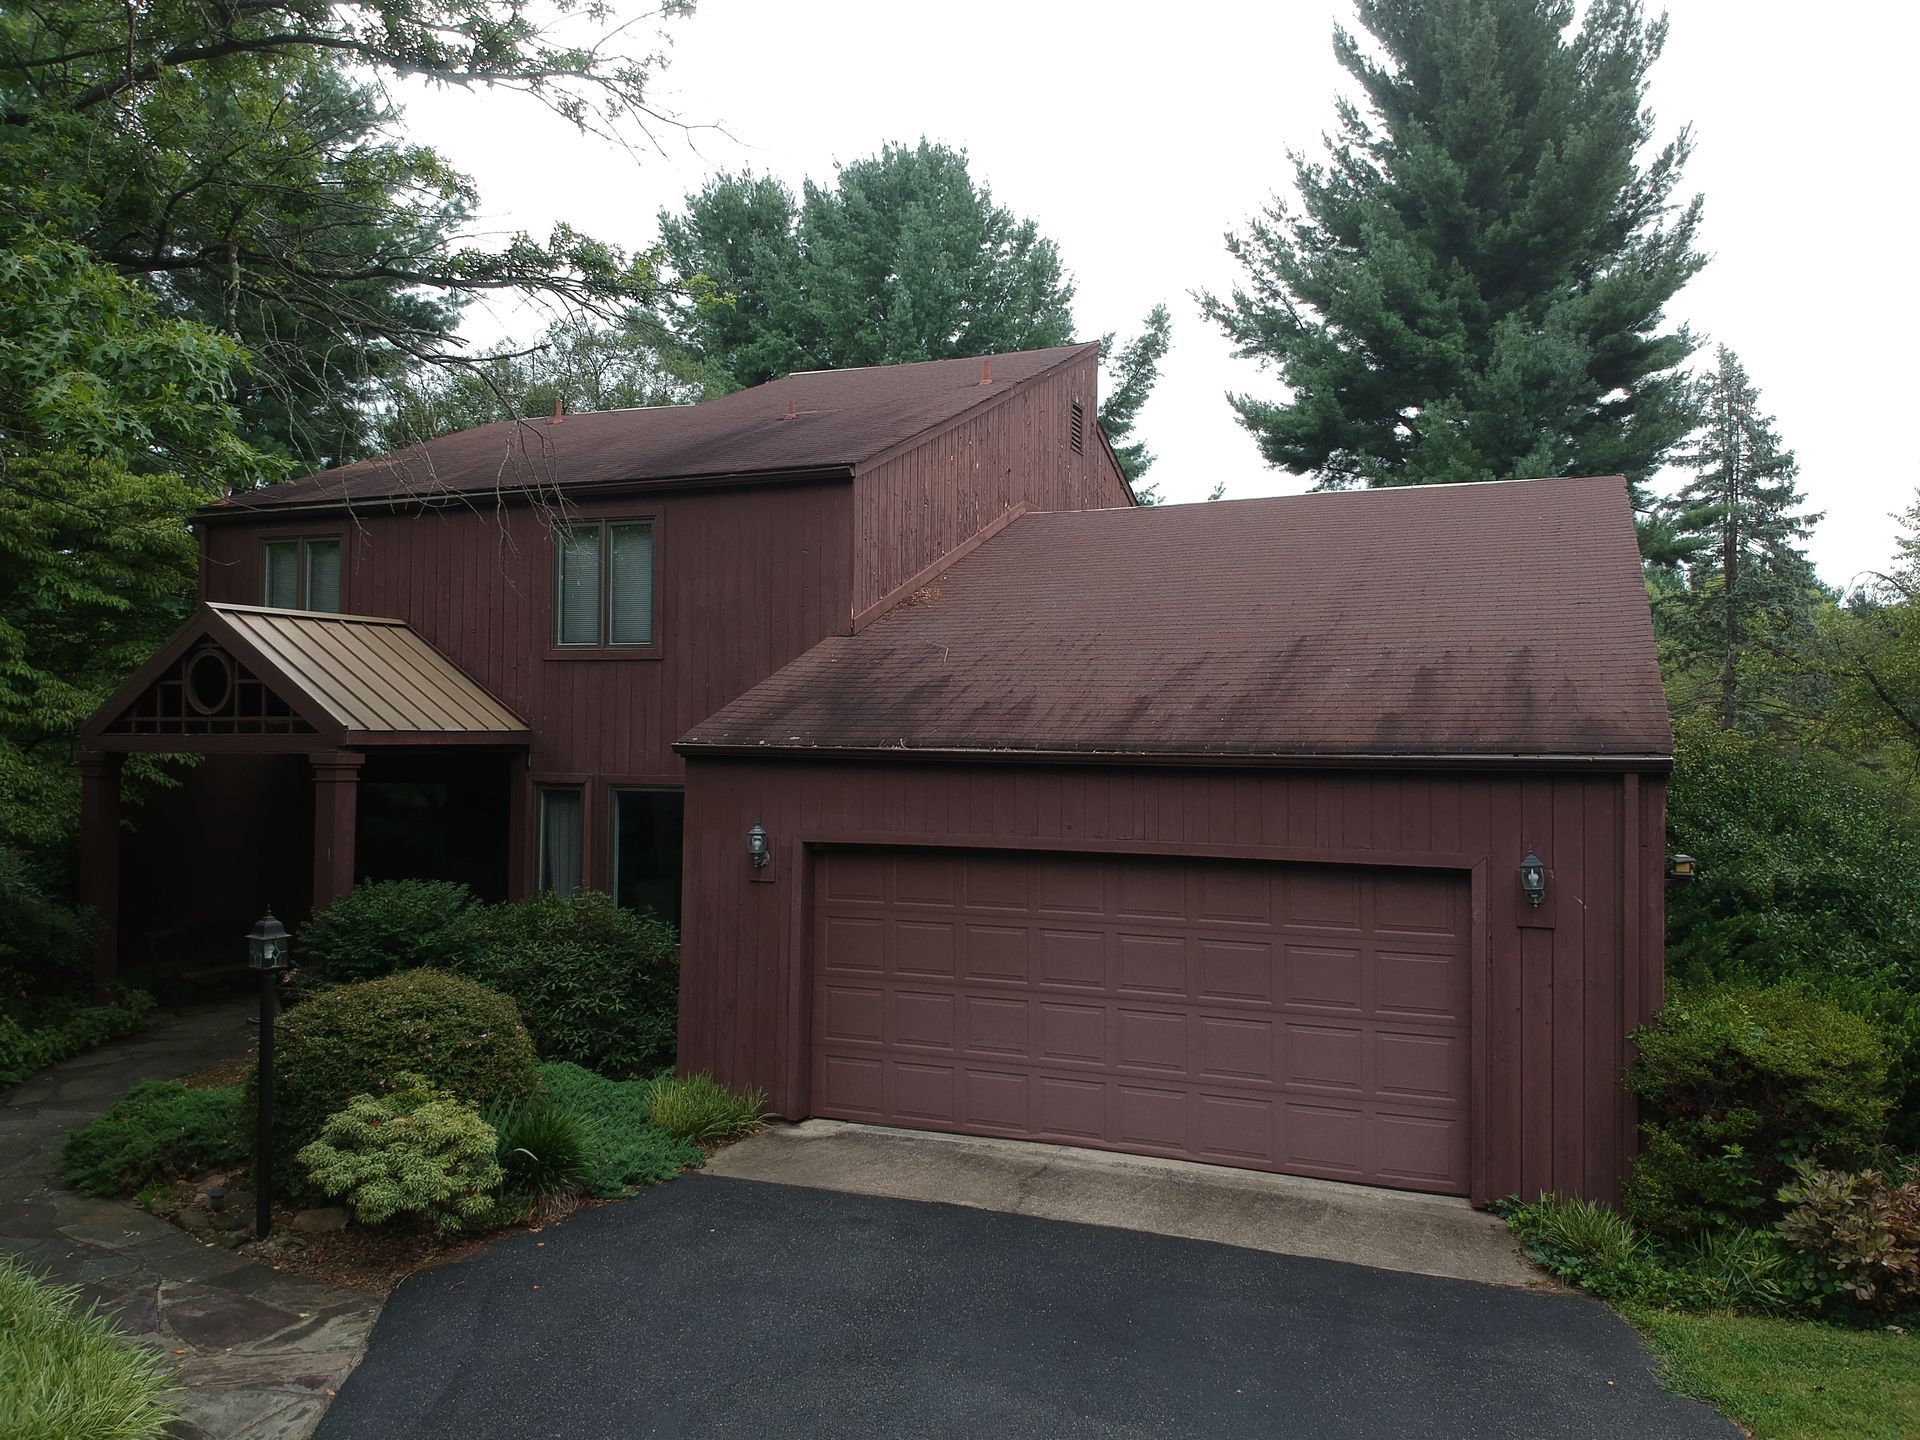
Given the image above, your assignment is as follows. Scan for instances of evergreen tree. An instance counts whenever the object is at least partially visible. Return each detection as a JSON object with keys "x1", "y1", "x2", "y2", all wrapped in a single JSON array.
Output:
[
  {"x1": 1664, "y1": 346, "x2": 1821, "y2": 729},
  {"x1": 1097, "y1": 305, "x2": 1173, "y2": 489},
  {"x1": 655, "y1": 143, "x2": 1170, "y2": 481},
  {"x1": 1202, "y1": 0, "x2": 1704, "y2": 509}
]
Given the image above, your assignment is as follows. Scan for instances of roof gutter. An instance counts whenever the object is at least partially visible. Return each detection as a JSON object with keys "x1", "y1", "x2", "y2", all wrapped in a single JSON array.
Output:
[
  {"x1": 197, "y1": 462, "x2": 857, "y2": 522},
  {"x1": 671, "y1": 742, "x2": 1675, "y2": 774}
]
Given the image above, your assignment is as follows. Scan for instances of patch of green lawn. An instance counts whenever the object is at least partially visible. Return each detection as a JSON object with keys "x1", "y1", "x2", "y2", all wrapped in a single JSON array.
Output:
[
  {"x1": 0, "y1": 1254, "x2": 178, "y2": 1440},
  {"x1": 1628, "y1": 1305, "x2": 1920, "y2": 1440}
]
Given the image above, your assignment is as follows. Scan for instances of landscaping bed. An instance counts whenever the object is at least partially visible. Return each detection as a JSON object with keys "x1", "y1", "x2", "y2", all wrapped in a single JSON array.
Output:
[{"x1": 59, "y1": 886, "x2": 766, "y2": 1298}]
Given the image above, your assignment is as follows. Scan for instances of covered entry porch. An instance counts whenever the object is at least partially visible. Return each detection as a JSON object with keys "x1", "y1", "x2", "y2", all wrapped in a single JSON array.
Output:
[{"x1": 77, "y1": 603, "x2": 529, "y2": 996}]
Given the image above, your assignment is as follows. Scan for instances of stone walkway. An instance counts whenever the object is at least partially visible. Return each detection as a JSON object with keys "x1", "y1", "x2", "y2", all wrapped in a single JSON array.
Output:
[{"x1": 0, "y1": 1004, "x2": 381, "y2": 1440}]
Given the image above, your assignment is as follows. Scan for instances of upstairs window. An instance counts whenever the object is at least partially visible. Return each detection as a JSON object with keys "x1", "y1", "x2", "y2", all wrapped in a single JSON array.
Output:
[
  {"x1": 263, "y1": 537, "x2": 342, "y2": 611},
  {"x1": 555, "y1": 520, "x2": 655, "y2": 648}
]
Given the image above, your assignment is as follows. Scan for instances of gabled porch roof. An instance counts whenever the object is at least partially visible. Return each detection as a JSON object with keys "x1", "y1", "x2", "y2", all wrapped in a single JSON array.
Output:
[{"x1": 81, "y1": 603, "x2": 529, "y2": 753}]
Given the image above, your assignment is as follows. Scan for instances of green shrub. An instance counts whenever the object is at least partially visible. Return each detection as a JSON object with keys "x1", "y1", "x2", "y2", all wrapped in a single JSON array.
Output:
[
  {"x1": 297, "y1": 880, "x2": 484, "y2": 985},
  {"x1": 647, "y1": 1072, "x2": 765, "y2": 1143},
  {"x1": 490, "y1": 1098, "x2": 590, "y2": 1201},
  {"x1": 62, "y1": 1082, "x2": 248, "y2": 1196},
  {"x1": 1665, "y1": 722, "x2": 1920, "y2": 1145},
  {"x1": 458, "y1": 890, "x2": 678, "y2": 1077},
  {"x1": 0, "y1": 1253, "x2": 178, "y2": 1439},
  {"x1": 0, "y1": 849, "x2": 94, "y2": 1012},
  {"x1": 1500, "y1": 1194, "x2": 1668, "y2": 1304},
  {"x1": 537, "y1": 1062, "x2": 700, "y2": 1194},
  {"x1": 265, "y1": 968, "x2": 537, "y2": 1189},
  {"x1": 1624, "y1": 983, "x2": 1891, "y2": 1236},
  {"x1": 1, "y1": 991, "x2": 156, "y2": 1089},
  {"x1": 1776, "y1": 1161, "x2": 1920, "y2": 1316},
  {"x1": 297, "y1": 1073, "x2": 502, "y2": 1232}
]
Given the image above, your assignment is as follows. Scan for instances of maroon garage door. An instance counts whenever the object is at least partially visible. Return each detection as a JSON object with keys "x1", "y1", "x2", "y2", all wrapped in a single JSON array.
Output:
[{"x1": 811, "y1": 848, "x2": 1472, "y2": 1194}]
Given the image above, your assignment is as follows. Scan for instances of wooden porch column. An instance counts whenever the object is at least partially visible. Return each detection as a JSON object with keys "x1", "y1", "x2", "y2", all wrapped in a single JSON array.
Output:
[
  {"x1": 311, "y1": 750, "x2": 365, "y2": 913},
  {"x1": 77, "y1": 751, "x2": 123, "y2": 1001},
  {"x1": 505, "y1": 752, "x2": 530, "y2": 900}
]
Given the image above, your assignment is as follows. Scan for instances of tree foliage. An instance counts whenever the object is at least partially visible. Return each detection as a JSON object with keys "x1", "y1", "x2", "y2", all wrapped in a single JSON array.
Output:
[
  {"x1": 2, "y1": 0, "x2": 692, "y2": 466},
  {"x1": 1203, "y1": 0, "x2": 1704, "y2": 505},
  {"x1": 1656, "y1": 347, "x2": 1821, "y2": 730},
  {"x1": 653, "y1": 141, "x2": 1170, "y2": 479}
]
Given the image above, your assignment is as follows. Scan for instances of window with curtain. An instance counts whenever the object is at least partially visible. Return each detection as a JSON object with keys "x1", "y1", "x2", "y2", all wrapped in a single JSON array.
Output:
[
  {"x1": 553, "y1": 520, "x2": 654, "y2": 647},
  {"x1": 263, "y1": 536, "x2": 343, "y2": 611},
  {"x1": 538, "y1": 787, "x2": 584, "y2": 896}
]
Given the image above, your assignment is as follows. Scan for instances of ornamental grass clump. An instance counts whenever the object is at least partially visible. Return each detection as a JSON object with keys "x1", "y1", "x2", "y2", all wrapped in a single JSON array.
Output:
[
  {"x1": 647, "y1": 1072, "x2": 766, "y2": 1144},
  {"x1": 296, "y1": 1073, "x2": 502, "y2": 1233},
  {"x1": 0, "y1": 1253, "x2": 178, "y2": 1440},
  {"x1": 490, "y1": 1097, "x2": 591, "y2": 1203}
]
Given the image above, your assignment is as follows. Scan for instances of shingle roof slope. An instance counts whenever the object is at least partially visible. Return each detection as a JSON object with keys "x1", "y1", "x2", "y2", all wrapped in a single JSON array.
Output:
[
  {"x1": 680, "y1": 475, "x2": 1672, "y2": 762},
  {"x1": 215, "y1": 344, "x2": 1094, "y2": 512}
]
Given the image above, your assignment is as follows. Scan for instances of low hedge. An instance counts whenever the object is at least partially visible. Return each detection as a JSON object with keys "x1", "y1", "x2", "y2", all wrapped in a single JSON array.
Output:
[
  {"x1": 294, "y1": 883, "x2": 680, "y2": 1078},
  {"x1": 537, "y1": 1062, "x2": 700, "y2": 1194},
  {"x1": 0, "y1": 992, "x2": 156, "y2": 1090},
  {"x1": 261, "y1": 969, "x2": 538, "y2": 1189}
]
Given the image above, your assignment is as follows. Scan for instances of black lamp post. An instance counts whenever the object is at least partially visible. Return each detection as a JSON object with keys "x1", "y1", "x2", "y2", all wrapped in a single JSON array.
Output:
[{"x1": 246, "y1": 908, "x2": 292, "y2": 1240}]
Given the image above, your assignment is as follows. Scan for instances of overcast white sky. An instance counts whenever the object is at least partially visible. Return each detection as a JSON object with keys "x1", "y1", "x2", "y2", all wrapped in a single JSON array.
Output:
[{"x1": 397, "y1": 0, "x2": 1916, "y2": 589}]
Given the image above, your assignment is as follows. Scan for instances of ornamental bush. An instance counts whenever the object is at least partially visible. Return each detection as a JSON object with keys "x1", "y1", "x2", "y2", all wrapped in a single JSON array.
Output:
[
  {"x1": 296, "y1": 880, "x2": 485, "y2": 985},
  {"x1": 62, "y1": 1082, "x2": 247, "y2": 1197},
  {"x1": 1776, "y1": 1161, "x2": 1920, "y2": 1316},
  {"x1": 458, "y1": 890, "x2": 678, "y2": 1077},
  {"x1": 0, "y1": 1254, "x2": 179, "y2": 1439},
  {"x1": 647, "y1": 1072, "x2": 765, "y2": 1143},
  {"x1": 1624, "y1": 983, "x2": 1891, "y2": 1237},
  {"x1": 297, "y1": 1074, "x2": 502, "y2": 1233},
  {"x1": 264, "y1": 969, "x2": 537, "y2": 1188}
]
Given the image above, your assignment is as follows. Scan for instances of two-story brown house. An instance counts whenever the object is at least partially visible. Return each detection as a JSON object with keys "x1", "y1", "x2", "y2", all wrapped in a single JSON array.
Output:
[{"x1": 80, "y1": 342, "x2": 1673, "y2": 1206}]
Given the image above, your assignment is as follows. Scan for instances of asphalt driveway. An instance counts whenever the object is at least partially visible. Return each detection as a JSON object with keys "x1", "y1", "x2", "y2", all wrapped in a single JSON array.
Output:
[{"x1": 317, "y1": 1175, "x2": 1736, "y2": 1440}]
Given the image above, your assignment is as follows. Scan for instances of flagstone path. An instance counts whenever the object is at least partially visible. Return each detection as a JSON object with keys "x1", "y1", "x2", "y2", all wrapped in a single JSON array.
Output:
[{"x1": 0, "y1": 1003, "x2": 381, "y2": 1440}]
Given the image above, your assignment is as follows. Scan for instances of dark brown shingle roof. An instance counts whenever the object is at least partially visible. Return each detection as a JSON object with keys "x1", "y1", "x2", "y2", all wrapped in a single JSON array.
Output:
[
  {"x1": 214, "y1": 344, "x2": 1095, "y2": 514},
  {"x1": 679, "y1": 475, "x2": 1671, "y2": 764}
]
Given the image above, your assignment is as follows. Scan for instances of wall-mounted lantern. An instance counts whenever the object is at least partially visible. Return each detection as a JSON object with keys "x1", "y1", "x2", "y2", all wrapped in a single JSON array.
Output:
[
  {"x1": 245, "y1": 908, "x2": 293, "y2": 1240},
  {"x1": 1520, "y1": 851, "x2": 1548, "y2": 909},
  {"x1": 1667, "y1": 853, "x2": 1696, "y2": 884},
  {"x1": 748, "y1": 822, "x2": 770, "y2": 870}
]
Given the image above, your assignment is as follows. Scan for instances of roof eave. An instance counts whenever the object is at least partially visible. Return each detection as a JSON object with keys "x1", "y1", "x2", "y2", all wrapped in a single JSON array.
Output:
[
  {"x1": 671, "y1": 741, "x2": 1675, "y2": 773},
  {"x1": 196, "y1": 462, "x2": 858, "y2": 522}
]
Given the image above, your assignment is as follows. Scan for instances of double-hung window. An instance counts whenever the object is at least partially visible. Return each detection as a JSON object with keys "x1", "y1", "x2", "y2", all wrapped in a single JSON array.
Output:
[
  {"x1": 554, "y1": 520, "x2": 654, "y2": 648},
  {"x1": 263, "y1": 537, "x2": 343, "y2": 611}
]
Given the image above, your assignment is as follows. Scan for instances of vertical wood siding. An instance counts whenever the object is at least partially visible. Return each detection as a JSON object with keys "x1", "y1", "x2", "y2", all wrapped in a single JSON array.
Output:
[
  {"x1": 678, "y1": 757, "x2": 1668, "y2": 1206},
  {"x1": 851, "y1": 353, "x2": 1133, "y2": 614},
  {"x1": 195, "y1": 480, "x2": 857, "y2": 894}
]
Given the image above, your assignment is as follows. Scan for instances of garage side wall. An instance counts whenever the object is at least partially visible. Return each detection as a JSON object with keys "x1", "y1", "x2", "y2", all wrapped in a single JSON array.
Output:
[{"x1": 679, "y1": 758, "x2": 1668, "y2": 1206}]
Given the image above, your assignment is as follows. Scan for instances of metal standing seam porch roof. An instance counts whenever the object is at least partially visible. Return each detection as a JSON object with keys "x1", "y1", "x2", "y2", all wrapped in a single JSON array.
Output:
[
  {"x1": 678, "y1": 474, "x2": 1674, "y2": 767},
  {"x1": 81, "y1": 603, "x2": 528, "y2": 750}
]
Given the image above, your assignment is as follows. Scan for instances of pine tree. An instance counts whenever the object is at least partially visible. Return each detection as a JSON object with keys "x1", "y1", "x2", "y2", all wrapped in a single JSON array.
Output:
[
  {"x1": 1665, "y1": 346, "x2": 1821, "y2": 729},
  {"x1": 1202, "y1": 0, "x2": 1705, "y2": 508},
  {"x1": 1097, "y1": 305, "x2": 1173, "y2": 490}
]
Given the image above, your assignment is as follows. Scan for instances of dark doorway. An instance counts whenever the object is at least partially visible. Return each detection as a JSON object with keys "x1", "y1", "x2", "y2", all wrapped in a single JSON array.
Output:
[
  {"x1": 612, "y1": 788, "x2": 683, "y2": 930},
  {"x1": 356, "y1": 752, "x2": 512, "y2": 901}
]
